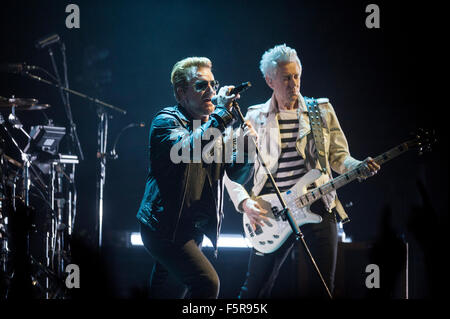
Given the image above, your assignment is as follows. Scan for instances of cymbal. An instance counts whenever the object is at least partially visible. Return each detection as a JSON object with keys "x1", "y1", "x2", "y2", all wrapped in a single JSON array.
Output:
[
  {"x1": 0, "y1": 97, "x2": 49, "y2": 110},
  {"x1": 0, "y1": 97, "x2": 38, "y2": 107},
  {"x1": 16, "y1": 104, "x2": 50, "y2": 111}
]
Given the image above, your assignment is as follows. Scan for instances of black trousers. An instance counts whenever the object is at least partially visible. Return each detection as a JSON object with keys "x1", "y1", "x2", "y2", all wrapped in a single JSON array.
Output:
[
  {"x1": 139, "y1": 222, "x2": 219, "y2": 299},
  {"x1": 238, "y1": 201, "x2": 338, "y2": 299}
]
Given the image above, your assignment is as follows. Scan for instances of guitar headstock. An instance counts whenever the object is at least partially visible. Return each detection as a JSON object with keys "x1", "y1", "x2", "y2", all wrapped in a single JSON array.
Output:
[{"x1": 407, "y1": 128, "x2": 437, "y2": 155}]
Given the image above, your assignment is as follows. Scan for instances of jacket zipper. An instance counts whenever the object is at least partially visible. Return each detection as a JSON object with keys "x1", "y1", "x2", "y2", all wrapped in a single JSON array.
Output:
[{"x1": 172, "y1": 161, "x2": 190, "y2": 242}]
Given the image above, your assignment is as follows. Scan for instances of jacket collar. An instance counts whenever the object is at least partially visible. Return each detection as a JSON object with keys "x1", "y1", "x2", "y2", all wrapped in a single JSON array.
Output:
[
  {"x1": 260, "y1": 92, "x2": 308, "y2": 114},
  {"x1": 175, "y1": 104, "x2": 192, "y2": 123}
]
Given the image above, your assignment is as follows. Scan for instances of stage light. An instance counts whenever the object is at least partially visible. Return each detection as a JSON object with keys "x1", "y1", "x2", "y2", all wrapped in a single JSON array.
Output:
[
  {"x1": 129, "y1": 232, "x2": 252, "y2": 248},
  {"x1": 130, "y1": 232, "x2": 144, "y2": 246},
  {"x1": 202, "y1": 234, "x2": 253, "y2": 248}
]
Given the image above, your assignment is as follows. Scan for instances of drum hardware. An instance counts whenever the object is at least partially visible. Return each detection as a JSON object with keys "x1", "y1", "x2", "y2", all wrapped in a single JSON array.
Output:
[
  {"x1": 2, "y1": 37, "x2": 127, "y2": 293},
  {"x1": 22, "y1": 123, "x2": 78, "y2": 298},
  {"x1": 29, "y1": 254, "x2": 66, "y2": 299},
  {"x1": 7, "y1": 55, "x2": 127, "y2": 251},
  {"x1": 1, "y1": 103, "x2": 78, "y2": 298},
  {"x1": 0, "y1": 105, "x2": 37, "y2": 297}
]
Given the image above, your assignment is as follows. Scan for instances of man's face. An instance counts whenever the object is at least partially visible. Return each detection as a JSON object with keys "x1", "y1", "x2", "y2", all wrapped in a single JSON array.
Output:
[
  {"x1": 266, "y1": 61, "x2": 301, "y2": 107},
  {"x1": 178, "y1": 67, "x2": 218, "y2": 120}
]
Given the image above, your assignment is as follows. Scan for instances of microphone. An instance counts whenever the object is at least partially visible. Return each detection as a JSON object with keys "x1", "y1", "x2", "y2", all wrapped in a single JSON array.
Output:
[
  {"x1": 0, "y1": 63, "x2": 38, "y2": 74},
  {"x1": 212, "y1": 81, "x2": 252, "y2": 104},
  {"x1": 124, "y1": 122, "x2": 145, "y2": 129},
  {"x1": 133, "y1": 122, "x2": 145, "y2": 128},
  {"x1": 35, "y1": 34, "x2": 60, "y2": 49},
  {"x1": 230, "y1": 81, "x2": 252, "y2": 95}
]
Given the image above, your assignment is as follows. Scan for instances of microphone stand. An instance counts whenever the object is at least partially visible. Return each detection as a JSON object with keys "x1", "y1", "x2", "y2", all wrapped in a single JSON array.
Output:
[
  {"x1": 109, "y1": 122, "x2": 144, "y2": 160},
  {"x1": 232, "y1": 100, "x2": 333, "y2": 299},
  {"x1": 47, "y1": 46, "x2": 82, "y2": 159},
  {"x1": 60, "y1": 42, "x2": 84, "y2": 161},
  {"x1": 96, "y1": 108, "x2": 107, "y2": 249},
  {"x1": 20, "y1": 72, "x2": 127, "y2": 115},
  {"x1": 97, "y1": 121, "x2": 145, "y2": 249}
]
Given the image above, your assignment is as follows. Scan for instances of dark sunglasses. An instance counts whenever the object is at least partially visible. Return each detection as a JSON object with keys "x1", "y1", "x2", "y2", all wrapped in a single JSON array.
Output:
[{"x1": 194, "y1": 80, "x2": 219, "y2": 92}]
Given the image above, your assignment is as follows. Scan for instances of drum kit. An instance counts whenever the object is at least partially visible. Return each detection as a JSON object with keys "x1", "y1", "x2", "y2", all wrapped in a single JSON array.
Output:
[
  {"x1": 1, "y1": 95, "x2": 78, "y2": 299},
  {"x1": 1, "y1": 34, "x2": 132, "y2": 299}
]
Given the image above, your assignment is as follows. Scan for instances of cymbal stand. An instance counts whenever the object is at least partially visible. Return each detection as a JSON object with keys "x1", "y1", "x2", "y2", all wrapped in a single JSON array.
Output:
[{"x1": 2, "y1": 106, "x2": 31, "y2": 208}]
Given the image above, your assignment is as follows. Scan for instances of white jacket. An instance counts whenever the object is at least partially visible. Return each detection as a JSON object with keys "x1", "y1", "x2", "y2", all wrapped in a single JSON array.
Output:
[{"x1": 224, "y1": 93, "x2": 362, "y2": 221}]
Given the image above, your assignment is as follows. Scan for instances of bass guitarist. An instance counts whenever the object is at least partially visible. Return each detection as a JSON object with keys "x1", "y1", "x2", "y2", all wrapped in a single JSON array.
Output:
[{"x1": 224, "y1": 44, "x2": 380, "y2": 298}]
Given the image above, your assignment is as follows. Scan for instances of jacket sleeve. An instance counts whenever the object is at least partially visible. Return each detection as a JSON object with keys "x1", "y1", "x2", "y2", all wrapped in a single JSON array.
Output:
[
  {"x1": 224, "y1": 172, "x2": 251, "y2": 213},
  {"x1": 223, "y1": 123, "x2": 255, "y2": 188},
  {"x1": 326, "y1": 102, "x2": 362, "y2": 174},
  {"x1": 223, "y1": 110, "x2": 259, "y2": 213}
]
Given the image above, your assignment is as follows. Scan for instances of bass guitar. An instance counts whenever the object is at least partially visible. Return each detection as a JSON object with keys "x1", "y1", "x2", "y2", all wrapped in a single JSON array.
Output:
[{"x1": 243, "y1": 129, "x2": 435, "y2": 254}]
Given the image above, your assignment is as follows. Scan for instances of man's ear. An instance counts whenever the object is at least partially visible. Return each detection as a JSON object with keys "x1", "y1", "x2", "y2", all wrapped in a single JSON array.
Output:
[
  {"x1": 175, "y1": 86, "x2": 185, "y2": 103},
  {"x1": 265, "y1": 75, "x2": 274, "y2": 90}
]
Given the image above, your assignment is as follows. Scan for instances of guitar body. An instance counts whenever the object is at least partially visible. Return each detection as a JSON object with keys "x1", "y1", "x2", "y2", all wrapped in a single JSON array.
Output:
[{"x1": 242, "y1": 169, "x2": 323, "y2": 254}]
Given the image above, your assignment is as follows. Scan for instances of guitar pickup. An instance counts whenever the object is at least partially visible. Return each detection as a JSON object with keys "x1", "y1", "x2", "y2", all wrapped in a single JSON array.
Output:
[
  {"x1": 272, "y1": 206, "x2": 287, "y2": 221},
  {"x1": 264, "y1": 220, "x2": 273, "y2": 227},
  {"x1": 271, "y1": 206, "x2": 281, "y2": 221},
  {"x1": 245, "y1": 224, "x2": 255, "y2": 237},
  {"x1": 254, "y1": 224, "x2": 263, "y2": 235}
]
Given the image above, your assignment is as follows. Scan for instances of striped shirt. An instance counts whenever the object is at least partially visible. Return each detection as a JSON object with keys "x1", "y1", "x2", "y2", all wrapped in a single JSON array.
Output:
[{"x1": 260, "y1": 109, "x2": 307, "y2": 195}]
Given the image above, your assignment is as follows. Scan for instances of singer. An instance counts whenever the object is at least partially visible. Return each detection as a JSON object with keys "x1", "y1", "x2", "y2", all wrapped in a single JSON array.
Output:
[
  {"x1": 224, "y1": 44, "x2": 380, "y2": 298},
  {"x1": 136, "y1": 57, "x2": 255, "y2": 298}
]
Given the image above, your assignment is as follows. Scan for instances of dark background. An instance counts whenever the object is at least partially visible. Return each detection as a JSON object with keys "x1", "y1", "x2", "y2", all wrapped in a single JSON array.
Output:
[{"x1": 1, "y1": 0, "x2": 447, "y2": 299}]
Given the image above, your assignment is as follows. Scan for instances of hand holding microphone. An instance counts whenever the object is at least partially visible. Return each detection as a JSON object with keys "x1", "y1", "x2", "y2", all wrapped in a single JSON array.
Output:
[
  {"x1": 212, "y1": 82, "x2": 252, "y2": 111},
  {"x1": 214, "y1": 85, "x2": 240, "y2": 111}
]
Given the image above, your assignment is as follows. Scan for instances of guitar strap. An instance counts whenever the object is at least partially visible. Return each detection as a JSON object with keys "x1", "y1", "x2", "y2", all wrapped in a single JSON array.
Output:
[
  {"x1": 304, "y1": 97, "x2": 350, "y2": 223},
  {"x1": 305, "y1": 97, "x2": 328, "y2": 175}
]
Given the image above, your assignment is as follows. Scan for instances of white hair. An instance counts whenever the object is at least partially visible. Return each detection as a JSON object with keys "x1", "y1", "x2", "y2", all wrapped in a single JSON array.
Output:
[{"x1": 259, "y1": 44, "x2": 301, "y2": 79}]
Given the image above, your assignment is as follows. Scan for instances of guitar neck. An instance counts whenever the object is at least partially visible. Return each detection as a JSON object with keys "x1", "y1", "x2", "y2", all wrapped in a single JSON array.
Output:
[
  {"x1": 373, "y1": 142, "x2": 410, "y2": 166},
  {"x1": 296, "y1": 141, "x2": 412, "y2": 207}
]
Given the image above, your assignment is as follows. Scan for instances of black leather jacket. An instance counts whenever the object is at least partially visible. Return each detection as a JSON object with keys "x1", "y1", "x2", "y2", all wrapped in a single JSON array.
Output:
[{"x1": 137, "y1": 104, "x2": 253, "y2": 251}]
